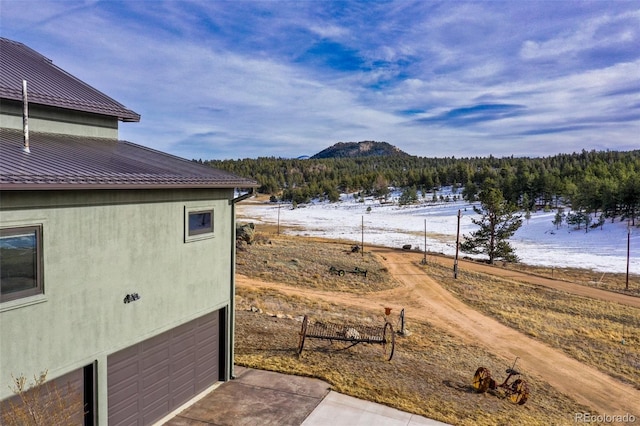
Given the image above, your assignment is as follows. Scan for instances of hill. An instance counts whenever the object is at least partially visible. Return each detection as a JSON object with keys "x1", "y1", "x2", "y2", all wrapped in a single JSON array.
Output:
[
  {"x1": 310, "y1": 141, "x2": 411, "y2": 159},
  {"x1": 205, "y1": 150, "x2": 640, "y2": 219}
]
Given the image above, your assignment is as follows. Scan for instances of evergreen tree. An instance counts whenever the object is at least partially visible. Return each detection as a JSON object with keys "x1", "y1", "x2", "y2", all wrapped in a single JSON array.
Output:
[
  {"x1": 584, "y1": 213, "x2": 592, "y2": 233},
  {"x1": 461, "y1": 188, "x2": 523, "y2": 264},
  {"x1": 326, "y1": 188, "x2": 341, "y2": 202},
  {"x1": 552, "y1": 208, "x2": 564, "y2": 229},
  {"x1": 399, "y1": 186, "x2": 418, "y2": 205},
  {"x1": 206, "y1": 149, "x2": 639, "y2": 226},
  {"x1": 462, "y1": 181, "x2": 478, "y2": 202},
  {"x1": 566, "y1": 211, "x2": 587, "y2": 230}
]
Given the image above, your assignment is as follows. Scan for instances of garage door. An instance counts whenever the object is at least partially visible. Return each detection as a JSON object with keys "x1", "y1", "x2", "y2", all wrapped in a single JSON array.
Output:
[
  {"x1": 1, "y1": 366, "x2": 88, "y2": 425},
  {"x1": 107, "y1": 310, "x2": 220, "y2": 425}
]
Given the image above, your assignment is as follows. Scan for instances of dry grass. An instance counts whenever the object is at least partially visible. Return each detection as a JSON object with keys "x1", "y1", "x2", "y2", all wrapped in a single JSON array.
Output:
[
  {"x1": 234, "y1": 231, "x2": 624, "y2": 425},
  {"x1": 501, "y1": 262, "x2": 639, "y2": 296},
  {"x1": 427, "y1": 263, "x2": 640, "y2": 390},
  {"x1": 237, "y1": 233, "x2": 397, "y2": 292},
  {"x1": 235, "y1": 292, "x2": 588, "y2": 426}
]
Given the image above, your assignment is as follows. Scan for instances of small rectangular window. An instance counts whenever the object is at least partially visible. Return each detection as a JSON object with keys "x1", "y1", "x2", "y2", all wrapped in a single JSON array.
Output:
[
  {"x1": 184, "y1": 206, "x2": 215, "y2": 243},
  {"x1": 188, "y1": 210, "x2": 214, "y2": 236},
  {"x1": 1, "y1": 225, "x2": 43, "y2": 302}
]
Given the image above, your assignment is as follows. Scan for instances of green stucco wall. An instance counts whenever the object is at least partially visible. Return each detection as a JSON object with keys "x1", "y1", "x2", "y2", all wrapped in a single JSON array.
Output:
[
  {"x1": 0, "y1": 188, "x2": 235, "y2": 422},
  {"x1": 0, "y1": 101, "x2": 119, "y2": 139}
]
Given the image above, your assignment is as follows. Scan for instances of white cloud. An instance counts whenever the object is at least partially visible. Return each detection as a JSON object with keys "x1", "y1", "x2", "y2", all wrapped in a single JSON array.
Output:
[
  {"x1": 2, "y1": 1, "x2": 638, "y2": 159},
  {"x1": 520, "y1": 9, "x2": 640, "y2": 61},
  {"x1": 307, "y1": 23, "x2": 349, "y2": 39}
]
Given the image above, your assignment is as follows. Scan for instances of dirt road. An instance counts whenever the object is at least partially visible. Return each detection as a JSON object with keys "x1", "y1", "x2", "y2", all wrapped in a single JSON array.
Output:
[{"x1": 237, "y1": 246, "x2": 640, "y2": 417}]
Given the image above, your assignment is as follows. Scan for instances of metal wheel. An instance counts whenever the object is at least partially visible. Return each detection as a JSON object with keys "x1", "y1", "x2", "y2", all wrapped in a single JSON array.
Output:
[
  {"x1": 472, "y1": 367, "x2": 492, "y2": 393},
  {"x1": 508, "y1": 379, "x2": 529, "y2": 405},
  {"x1": 382, "y1": 322, "x2": 395, "y2": 361},
  {"x1": 297, "y1": 315, "x2": 308, "y2": 355}
]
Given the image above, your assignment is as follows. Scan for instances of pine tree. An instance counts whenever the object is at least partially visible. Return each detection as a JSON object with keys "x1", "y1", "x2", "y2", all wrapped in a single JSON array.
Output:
[
  {"x1": 399, "y1": 186, "x2": 418, "y2": 205},
  {"x1": 552, "y1": 208, "x2": 564, "y2": 229},
  {"x1": 461, "y1": 188, "x2": 523, "y2": 264},
  {"x1": 567, "y1": 211, "x2": 586, "y2": 229}
]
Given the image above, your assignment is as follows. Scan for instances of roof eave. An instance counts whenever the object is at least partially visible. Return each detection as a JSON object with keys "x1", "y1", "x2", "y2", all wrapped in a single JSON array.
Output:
[
  {"x1": 0, "y1": 92, "x2": 141, "y2": 122},
  {"x1": 120, "y1": 115, "x2": 141, "y2": 123},
  {"x1": 0, "y1": 182, "x2": 259, "y2": 191}
]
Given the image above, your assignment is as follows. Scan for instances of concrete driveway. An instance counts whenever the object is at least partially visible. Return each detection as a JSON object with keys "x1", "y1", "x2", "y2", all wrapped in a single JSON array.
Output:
[{"x1": 163, "y1": 366, "x2": 449, "y2": 426}]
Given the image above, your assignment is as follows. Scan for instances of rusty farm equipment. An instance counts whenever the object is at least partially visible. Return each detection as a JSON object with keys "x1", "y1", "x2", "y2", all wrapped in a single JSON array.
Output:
[
  {"x1": 328, "y1": 266, "x2": 368, "y2": 277},
  {"x1": 472, "y1": 357, "x2": 530, "y2": 405},
  {"x1": 297, "y1": 314, "x2": 395, "y2": 361},
  {"x1": 328, "y1": 266, "x2": 346, "y2": 276}
]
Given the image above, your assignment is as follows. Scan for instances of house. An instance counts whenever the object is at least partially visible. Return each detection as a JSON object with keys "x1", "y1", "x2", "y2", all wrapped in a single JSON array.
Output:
[{"x1": 0, "y1": 38, "x2": 257, "y2": 425}]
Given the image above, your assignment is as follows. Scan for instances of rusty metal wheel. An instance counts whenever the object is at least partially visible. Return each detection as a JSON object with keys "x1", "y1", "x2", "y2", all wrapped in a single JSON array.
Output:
[
  {"x1": 382, "y1": 321, "x2": 395, "y2": 361},
  {"x1": 472, "y1": 367, "x2": 492, "y2": 393},
  {"x1": 297, "y1": 315, "x2": 308, "y2": 355},
  {"x1": 508, "y1": 379, "x2": 529, "y2": 405}
]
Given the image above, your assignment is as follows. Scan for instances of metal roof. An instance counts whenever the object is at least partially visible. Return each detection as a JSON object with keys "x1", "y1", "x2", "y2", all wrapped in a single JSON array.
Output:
[
  {"x1": 0, "y1": 129, "x2": 258, "y2": 190},
  {"x1": 0, "y1": 38, "x2": 140, "y2": 122}
]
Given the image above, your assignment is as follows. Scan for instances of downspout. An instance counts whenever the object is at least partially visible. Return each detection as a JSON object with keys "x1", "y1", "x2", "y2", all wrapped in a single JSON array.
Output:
[{"x1": 228, "y1": 188, "x2": 254, "y2": 380}]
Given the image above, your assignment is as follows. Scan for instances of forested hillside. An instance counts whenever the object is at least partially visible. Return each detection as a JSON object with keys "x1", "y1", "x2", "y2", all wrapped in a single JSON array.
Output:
[
  {"x1": 310, "y1": 141, "x2": 410, "y2": 159},
  {"x1": 203, "y1": 149, "x2": 640, "y2": 224}
]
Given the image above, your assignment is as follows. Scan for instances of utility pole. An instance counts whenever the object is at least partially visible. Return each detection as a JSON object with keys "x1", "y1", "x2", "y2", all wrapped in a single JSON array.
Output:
[
  {"x1": 627, "y1": 220, "x2": 631, "y2": 291},
  {"x1": 277, "y1": 203, "x2": 281, "y2": 235},
  {"x1": 454, "y1": 209, "x2": 461, "y2": 279},
  {"x1": 361, "y1": 215, "x2": 364, "y2": 257},
  {"x1": 423, "y1": 219, "x2": 427, "y2": 265}
]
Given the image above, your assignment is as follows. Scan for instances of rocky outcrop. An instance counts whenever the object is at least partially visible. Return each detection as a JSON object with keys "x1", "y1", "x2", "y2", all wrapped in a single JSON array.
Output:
[{"x1": 236, "y1": 222, "x2": 255, "y2": 244}]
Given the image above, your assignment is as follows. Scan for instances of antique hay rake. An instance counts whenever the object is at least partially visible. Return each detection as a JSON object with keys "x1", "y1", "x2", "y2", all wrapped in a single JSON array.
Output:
[
  {"x1": 472, "y1": 357, "x2": 530, "y2": 405},
  {"x1": 297, "y1": 314, "x2": 395, "y2": 361},
  {"x1": 328, "y1": 266, "x2": 368, "y2": 277}
]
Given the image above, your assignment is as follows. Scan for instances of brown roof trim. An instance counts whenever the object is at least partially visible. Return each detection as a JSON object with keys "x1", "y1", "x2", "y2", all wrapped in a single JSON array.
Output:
[
  {"x1": 0, "y1": 182, "x2": 252, "y2": 191},
  {"x1": 0, "y1": 129, "x2": 258, "y2": 190}
]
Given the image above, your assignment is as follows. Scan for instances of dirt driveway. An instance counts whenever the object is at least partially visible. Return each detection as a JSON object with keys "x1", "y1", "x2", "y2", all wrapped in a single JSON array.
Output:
[{"x1": 237, "y1": 246, "x2": 640, "y2": 417}]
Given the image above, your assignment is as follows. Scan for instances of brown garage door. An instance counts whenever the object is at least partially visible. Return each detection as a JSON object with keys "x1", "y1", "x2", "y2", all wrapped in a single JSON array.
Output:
[
  {"x1": 0, "y1": 366, "x2": 87, "y2": 425},
  {"x1": 107, "y1": 310, "x2": 220, "y2": 425}
]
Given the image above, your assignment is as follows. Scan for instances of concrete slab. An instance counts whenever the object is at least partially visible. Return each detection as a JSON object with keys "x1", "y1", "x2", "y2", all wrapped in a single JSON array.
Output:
[
  {"x1": 163, "y1": 367, "x2": 450, "y2": 426},
  {"x1": 302, "y1": 392, "x2": 450, "y2": 426},
  {"x1": 163, "y1": 367, "x2": 329, "y2": 426},
  {"x1": 232, "y1": 366, "x2": 331, "y2": 399}
]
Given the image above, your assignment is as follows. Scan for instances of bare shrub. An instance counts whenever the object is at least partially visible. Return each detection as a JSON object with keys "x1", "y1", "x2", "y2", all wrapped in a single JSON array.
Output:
[{"x1": 0, "y1": 371, "x2": 84, "y2": 426}]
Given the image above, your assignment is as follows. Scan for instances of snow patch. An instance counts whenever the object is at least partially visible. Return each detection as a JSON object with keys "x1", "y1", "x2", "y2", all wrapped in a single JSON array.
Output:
[{"x1": 239, "y1": 188, "x2": 638, "y2": 274}]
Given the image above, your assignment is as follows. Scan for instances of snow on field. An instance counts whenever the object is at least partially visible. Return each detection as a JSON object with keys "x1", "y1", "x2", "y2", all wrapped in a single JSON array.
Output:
[{"x1": 237, "y1": 189, "x2": 639, "y2": 275}]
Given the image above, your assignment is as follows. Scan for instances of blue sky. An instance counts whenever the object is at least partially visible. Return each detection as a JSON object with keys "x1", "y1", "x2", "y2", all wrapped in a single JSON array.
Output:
[{"x1": 2, "y1": 1, "x2": 639, "y2": 160}]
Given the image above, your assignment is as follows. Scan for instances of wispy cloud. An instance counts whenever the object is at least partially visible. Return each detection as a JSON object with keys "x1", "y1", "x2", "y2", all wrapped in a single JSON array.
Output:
[
  {"x1": 1, "y1": 0, "x2": 638, "y2": 159},
  {"x1": 519, "y1": 125, "x2": 595, "y2": 136},
  {"x1": 519, "y1": 10, "x2": 640, "y2": 62},
  {"x1": 412, "y1": 104, "x2": 527, "y2": 127}
]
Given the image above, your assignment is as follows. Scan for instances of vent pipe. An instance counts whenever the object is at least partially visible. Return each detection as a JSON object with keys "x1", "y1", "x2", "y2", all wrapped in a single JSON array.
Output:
[{"x1": 22, "y1": 79, "x2": 30, "y2": 153}]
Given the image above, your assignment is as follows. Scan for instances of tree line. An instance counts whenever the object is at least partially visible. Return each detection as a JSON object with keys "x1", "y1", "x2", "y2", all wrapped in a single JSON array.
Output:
[{"x1": 202, "y1": 149, "x2": 640, "y2": 225}]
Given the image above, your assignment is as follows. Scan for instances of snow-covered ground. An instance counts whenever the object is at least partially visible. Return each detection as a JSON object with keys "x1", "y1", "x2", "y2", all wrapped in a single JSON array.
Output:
[{"x1": 237, "y1": 189, "x2": 639, "y2": 275}]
